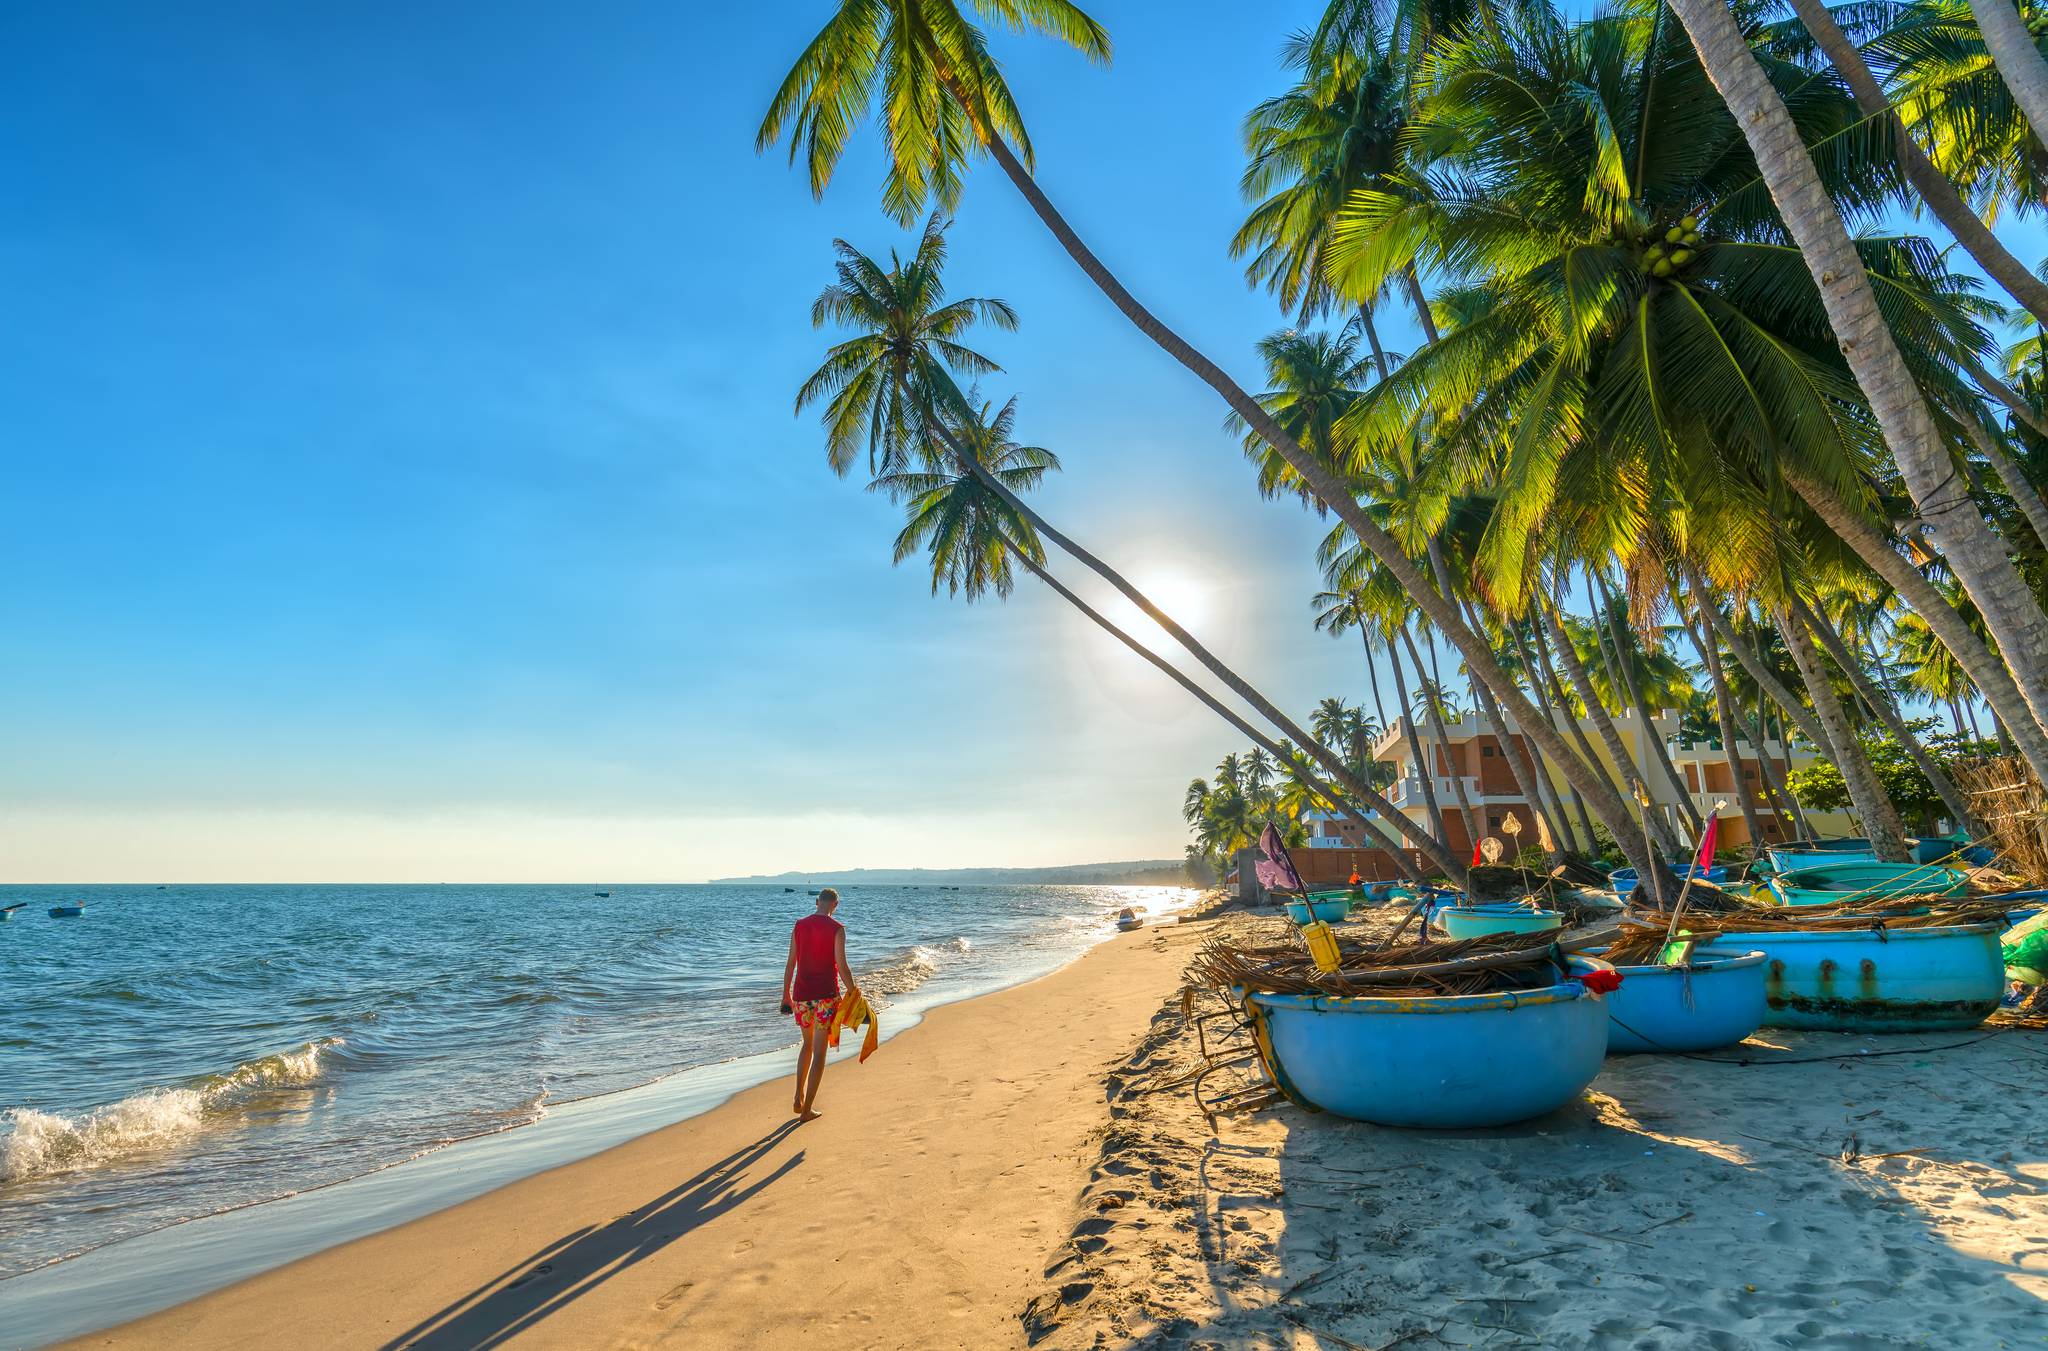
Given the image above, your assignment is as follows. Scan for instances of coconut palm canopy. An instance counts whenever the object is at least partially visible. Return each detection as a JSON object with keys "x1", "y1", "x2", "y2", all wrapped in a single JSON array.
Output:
[{"x1": 769, "y1": 0, "x2": 2048, "y2": 875}]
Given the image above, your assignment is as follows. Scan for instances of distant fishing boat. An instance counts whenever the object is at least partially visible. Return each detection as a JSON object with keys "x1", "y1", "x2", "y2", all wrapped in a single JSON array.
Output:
[
  {"x1": 784, "y1": 887, "x2": 797, "y2": 893},
  {"x1": 49, "y1": 904, "x2": 84, "y2": 918},
  {"x1": 1116, "y1": 907, "x2": 1142, "y2": 931},
  {"x1": 592, "y1": 891, "x2": 611, "y2": 898},
  {"x1": 0, "y1": 903, "x2": 22, "y2": 921},
  {"x1": 807, "y1": 889, "x2": 820, "y2": 896}
]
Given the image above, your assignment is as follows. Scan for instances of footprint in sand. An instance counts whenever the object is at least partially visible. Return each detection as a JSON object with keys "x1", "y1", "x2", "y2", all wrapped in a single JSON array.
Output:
[{"x1": 653, "y1": 1281, "x2": 693, "y2": 1311}]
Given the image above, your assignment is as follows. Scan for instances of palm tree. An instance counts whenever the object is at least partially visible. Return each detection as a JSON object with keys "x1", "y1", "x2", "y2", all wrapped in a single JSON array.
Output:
[
  {"x1": 867, "y1": 394, "x2": 1430, "y2": 881},
  {"x1": 1661, "y1": 0, "x2": 2048, "y2": 758},
  {"x1": 798, "y1": 221, "x2": 1458, "y2": 874},
  {"x1": 761, "y1": 0, "x2": 1668, "y2": 884},
  {"x1": 1233, "y1": 19, "x2": 1410, "y2": 354},
  {"x1": 870, "y1": 396, "x2": 1058, "y2": 597},
  {"x1": 1773, "y1": 0, "x2": 2048, "y2": 324}
]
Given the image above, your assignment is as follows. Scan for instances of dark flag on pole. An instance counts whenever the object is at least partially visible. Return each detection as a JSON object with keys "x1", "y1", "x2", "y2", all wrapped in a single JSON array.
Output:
[{"x1": 1254, "y1": 824, "x2": 1305, "y2": 893}]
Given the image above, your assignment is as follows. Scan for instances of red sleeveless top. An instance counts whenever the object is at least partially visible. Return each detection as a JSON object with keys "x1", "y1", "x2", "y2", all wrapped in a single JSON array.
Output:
[{"x1": 790, "y1": 913, "x2": 842, "y2": 1001}]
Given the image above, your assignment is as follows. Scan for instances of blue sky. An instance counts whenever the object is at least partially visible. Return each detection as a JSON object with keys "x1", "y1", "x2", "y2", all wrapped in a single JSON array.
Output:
[
  {"x1": 4, "y1": 3, "x2": 2036, "y2": 881},
  {"x1": 2, "y1": 0, "x2": 1421, "y2": 880}
]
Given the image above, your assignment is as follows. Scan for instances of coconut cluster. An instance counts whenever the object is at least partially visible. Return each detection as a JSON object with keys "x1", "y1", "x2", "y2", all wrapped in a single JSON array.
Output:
[{"x1": 1643, "y1": 214, "x2": 1703, "y2": 278}]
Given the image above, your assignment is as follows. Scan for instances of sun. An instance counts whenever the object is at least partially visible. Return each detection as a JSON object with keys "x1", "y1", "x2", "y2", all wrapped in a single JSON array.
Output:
[{"x1": 1133, "y1": 569, "x2": 1209, "y2": 631}]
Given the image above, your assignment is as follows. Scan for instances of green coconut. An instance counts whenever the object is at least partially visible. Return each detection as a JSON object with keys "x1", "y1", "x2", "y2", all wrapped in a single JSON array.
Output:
[
  {"x1": 1682, "y1": 231, "x2": 1700, "y2": 246},
  {"x1": 1669, "y1": 248, "x2": 1694, "y2": 266},
  {"x1": 1653, "y1": 259, "x2": 1674, "y2": 277},
  {"x1": 1665, "y1": 226, "x2": 1684, "y2": 243},
  {"x1": 1646, "y1": 244, "x2": 1665, "y2": 262},
  {"x1": 1680, "y1": 214, "x2": 1699, "y2": 231}
]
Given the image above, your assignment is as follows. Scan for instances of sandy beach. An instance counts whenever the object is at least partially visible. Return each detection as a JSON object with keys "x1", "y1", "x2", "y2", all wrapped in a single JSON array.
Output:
[{"x1": 60, "y1": 907, "x2": 2048, "y2": 1350}]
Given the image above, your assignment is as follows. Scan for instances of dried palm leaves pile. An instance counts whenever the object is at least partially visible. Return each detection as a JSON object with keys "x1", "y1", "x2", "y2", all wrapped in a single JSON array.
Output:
[
  {"x1": 1600, "y1": 896, "x2": 2020, "y2": 966},
  {"x1": 1189, "y1": 925, "x2": 1568, "y2": 999}
]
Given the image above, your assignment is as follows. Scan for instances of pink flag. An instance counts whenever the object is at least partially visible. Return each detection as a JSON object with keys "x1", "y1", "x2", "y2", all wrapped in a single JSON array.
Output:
[
  {"x1": 1253, "y1": 824, "x2": 1305, "y2": 893},
  {"x1": 1695, "y1": 809, "x2": 1720, "y2": 872}
]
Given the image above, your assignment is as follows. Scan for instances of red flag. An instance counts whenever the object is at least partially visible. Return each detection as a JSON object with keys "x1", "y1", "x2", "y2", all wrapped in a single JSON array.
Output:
[
  {"x1": 1695, "y1": 810, "x2": 1720, "y2": 872},
  {"x1": 1471, "y1": 839, "x2": 1485, "y2": 867}
]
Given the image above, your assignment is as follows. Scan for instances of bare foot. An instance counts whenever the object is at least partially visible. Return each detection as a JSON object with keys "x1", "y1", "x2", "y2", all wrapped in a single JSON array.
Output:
[
  {"x1": 798, "y1": 1107, "x2": 822, "y2": 1123},
  {"x1": 792, "y1": 1097, "x2": 803, "y2": 1116}
]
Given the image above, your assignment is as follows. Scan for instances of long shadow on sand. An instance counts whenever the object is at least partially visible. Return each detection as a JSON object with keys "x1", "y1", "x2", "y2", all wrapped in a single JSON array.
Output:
[{"x1": 378, "y1": 1118, "x2": 804, "y2": 1350}]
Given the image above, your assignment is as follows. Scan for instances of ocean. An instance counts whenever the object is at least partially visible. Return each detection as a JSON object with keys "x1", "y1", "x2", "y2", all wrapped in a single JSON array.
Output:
[{"x1": 0, "y1": 882, "x2": 1195, "y2": 1294}]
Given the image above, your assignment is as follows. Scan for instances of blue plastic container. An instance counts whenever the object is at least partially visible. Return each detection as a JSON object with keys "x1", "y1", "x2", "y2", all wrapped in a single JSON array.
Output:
[
  {"x1": 1242, "y1": 981, "x2": 1609, "y2": 1127},
  {"x1": 1283, "y1": 898, "x2": 1351, "y2": 925},
  {"x1": 1575, "y1": 951, "x2": 1768, "y2": 1053},
  {"x1": 1699, "y1": 923, "x2": 2005, "y2": 1030},
  {"x1": 1438, "y1": 905, "x2": 1563, "y2": 940}
]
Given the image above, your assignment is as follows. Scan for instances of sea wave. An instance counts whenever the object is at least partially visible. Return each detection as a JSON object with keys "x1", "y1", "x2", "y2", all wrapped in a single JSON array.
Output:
[
  {"x1": 860, "y1": 936, "x2": 971, "y2": 996},
  {"x1": 1, "y1": 1038, "x2": 340, "y2": 1184}
]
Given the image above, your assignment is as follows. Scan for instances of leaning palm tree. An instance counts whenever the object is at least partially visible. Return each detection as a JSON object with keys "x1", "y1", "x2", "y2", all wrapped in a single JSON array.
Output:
[
  {"x1": 797, "y1": 221, "x2": 1459, "y2": 873},
  {"x1": 867, "y1": 397, "x2": 1431, "y2": 879},
  {"x1": 760, "y1": 0, "x2": 1667, "y2": 884},
  {"x1": 1660, "y1": 0, "x2": 2048, "y2": 752}
]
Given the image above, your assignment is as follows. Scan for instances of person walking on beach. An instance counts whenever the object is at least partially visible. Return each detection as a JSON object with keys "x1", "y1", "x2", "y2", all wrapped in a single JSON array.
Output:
[{"x1": 781, "y1": 888, "x2": 858, "y2": 1122}]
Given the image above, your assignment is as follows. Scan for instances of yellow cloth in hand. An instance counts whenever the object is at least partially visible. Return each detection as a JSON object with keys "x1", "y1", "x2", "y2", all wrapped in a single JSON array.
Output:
[{"x1": 826, "y1": 988, "x2": 879, "y2": 1062}]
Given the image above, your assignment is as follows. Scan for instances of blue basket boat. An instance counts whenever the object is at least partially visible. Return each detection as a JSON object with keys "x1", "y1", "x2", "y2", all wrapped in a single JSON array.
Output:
[
  {"x1": 1767, "y1": 860, "x2": 1968, "y2": 907},
  {"x1": 1575, "y1": 951, "x2": 1768, "y2": 1053},
  {"x1": 48, "y1": 904, "x2": 84, "y2": 918},
  {"x1": 1241, "y1": 981, "x2": 1609, "y2": 1127},
  {"x1": 1437, "y1": 904, "x2": 1563, "y2": 940},
  {"x1": 1698, "y1": 923, "x2": 2005, "y2": 1030},
  {"x1": 1609, "y1": 864, "x2": 1728, "y2": 896},
  {"x1": 1910, "y1": 836, "x2": 1995, "y2": 867},
  {"x1": 1764, "y1": 838, "x2": 1877, "y2": 872},
  {"x1": 1283, "y1": 897, "x2": 1351, "y2": 925}
]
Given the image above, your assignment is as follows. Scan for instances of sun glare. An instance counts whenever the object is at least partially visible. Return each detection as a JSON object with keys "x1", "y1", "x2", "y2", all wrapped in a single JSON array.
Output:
[{"x1": 1133, "y1": 570, "x2": 1209, "y2": 631}]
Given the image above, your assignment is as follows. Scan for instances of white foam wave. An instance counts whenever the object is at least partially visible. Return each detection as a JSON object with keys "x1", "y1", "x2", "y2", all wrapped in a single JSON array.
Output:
[
  {"x1": 860, "y1": 937, "x2": 971, "y2": 996},
  {"x1": 1, "y1": 1038, "x2": 340, "y2": 1184}
]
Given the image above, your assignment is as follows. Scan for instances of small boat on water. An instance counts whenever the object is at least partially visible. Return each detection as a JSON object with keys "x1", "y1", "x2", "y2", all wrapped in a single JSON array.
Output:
[
  {"x1": 1116, "y1": 907, "x2": 1142, "y2": 931},
  {"x1": 0, "y1": 903, "x2": 22, "y2": 921},
  {"x1": 1242, "y1": 979, "x2": 1609, "y2": 1127},
  {"x1": 1768, "y1": 860, "x2": 1967, "y2": 907},
  {"x1": 49, "y1": 904, "x2": 84, "y2": 918},
  {"x1": 592, "y1": 891, "x2": 611, "y2": 898},
  {"x1": 1575, "y1": 951, "x2": 1768, "y2": 1053},
  {"x1": 1699, "y1": 923, "x2": 2005, "y2": 1030}
]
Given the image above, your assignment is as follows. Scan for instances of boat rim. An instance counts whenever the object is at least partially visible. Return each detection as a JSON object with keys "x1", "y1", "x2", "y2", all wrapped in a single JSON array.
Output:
[
  {"x1": 1237, "y1": 980, "x2": 1591, "y2": 1016},
  {"x1": 1598, "y1": 949, "x2": 1768, "y2": 976},
  {"x1": 1702, "y1": 922, "x2": 2002, "y2": 944}
]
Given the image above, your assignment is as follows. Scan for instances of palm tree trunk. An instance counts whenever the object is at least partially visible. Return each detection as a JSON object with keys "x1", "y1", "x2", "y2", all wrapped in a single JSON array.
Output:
[
  {"x1": 1774, "y1": 602, "x2": 1913, "y2": 859},
  {"x1": 1749, "y1": 689, "x2": 1815, "y2": 839},
  {"x1": 1360, "y1": 629, "x2": 1391, "y2": 733},
  {"x1": 1956, "y1": 412, "x2": 2048, "y2": 552},
  {"x1": 1665, "y1": 0, "x2": 2048, "y2": 764},
  {"x1": 975, "y1": 131, "x2": 1662, "y2": 885},
  {"x1": 1963, "y1": 696, "x2": 1985, "y2": 743},
  {"x1": 1961, "y1": 349, "x2": 2048, "y2": 445},
  {"x1": 1677, "y1": 606, "x2": 1772, "y2": 851},
  {"x1": 913, "y1": 382, "x2": 1464, "y2": 877},
  {"x1": 1539, "y1": 591, "x2": 1684, "y2": 856},
  {"x1": 1357, "y1": 303, "x2": 1392, "y2": 381},
  {"x1": 1682, "y1": 560, "x2": 1836, "y2": 754},
  {"x1": 1401, "y1": 623, "x2": 1482, "y2": 851},
  {"x1": 1964, "y1": 0, "x2": 2048, "y2": 164},
  {"x1": 1590, "y1": 567, "x2": 1702, "y2": 834},
  {"x1": 1402, "y1": 265, "x2": 1440, "y2": 345},
  {"x1": 1798, "y1": 595, "x2": 1976, "y2": 826},
  {"x1": 1784, "y1": 0, "x2": 2048, "y2": 325},
  {"x1": 1783, "y1": 470, "x2": 2048, "y2": 777},
  {"x1": 1529, "y1": 612, "x2": 1635, "y2": 818},
  {"x1": 1513, "y1": 622, "x2": 1606, "y2": 849},
  {"x1": 1006, "y1": 543, "x2": 1424, "y2": 882},
  {"x1": 1386, "y1": 635, "x2": 1450, "y2": 851}
]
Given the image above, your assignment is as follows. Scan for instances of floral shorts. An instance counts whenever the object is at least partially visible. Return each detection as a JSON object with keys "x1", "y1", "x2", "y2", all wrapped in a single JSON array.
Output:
[{"x1": 792, "y1": 997, "x2": 839, "y2": 1031}]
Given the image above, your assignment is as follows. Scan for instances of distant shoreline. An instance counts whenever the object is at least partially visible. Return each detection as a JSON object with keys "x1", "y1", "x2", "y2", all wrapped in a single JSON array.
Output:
[{"x1": 708, "y1": 860, "x2": 1195, "y2": 887}]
